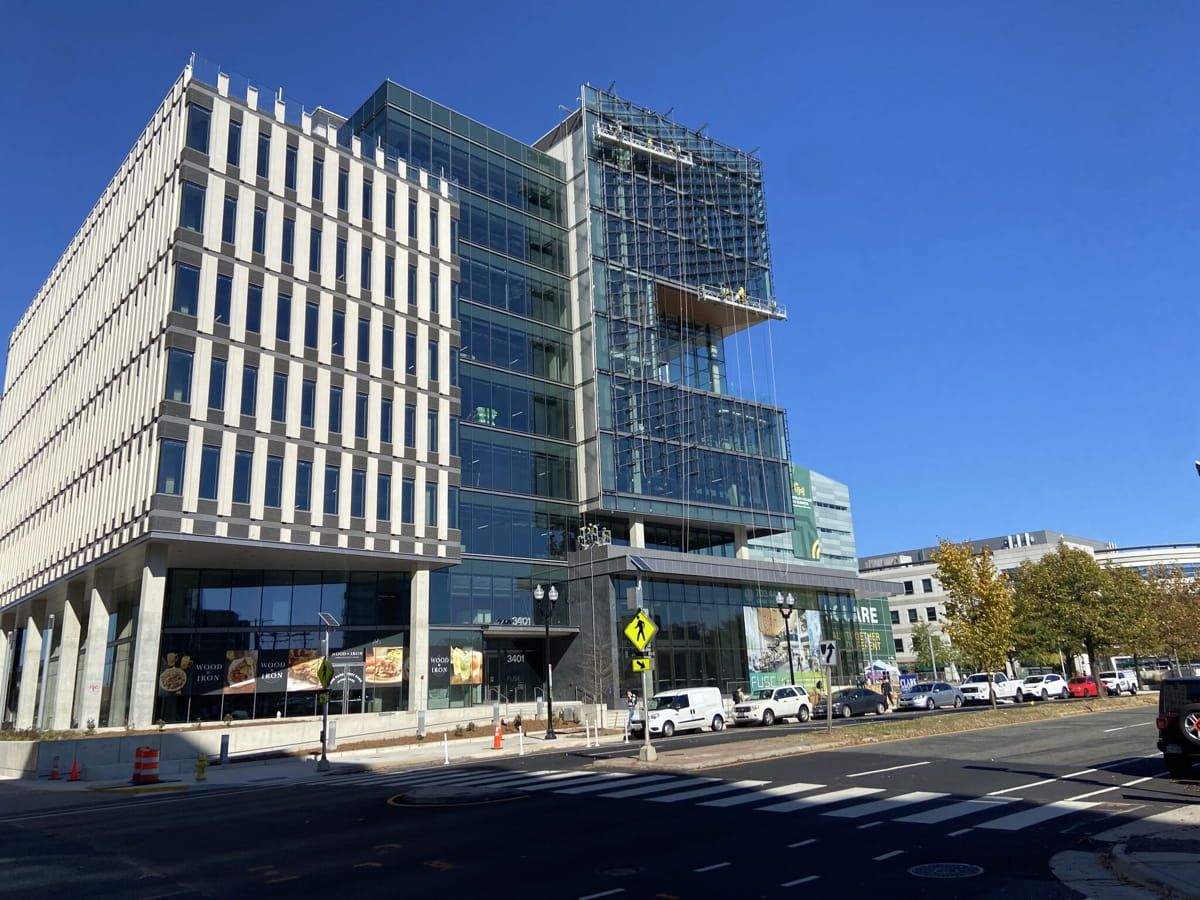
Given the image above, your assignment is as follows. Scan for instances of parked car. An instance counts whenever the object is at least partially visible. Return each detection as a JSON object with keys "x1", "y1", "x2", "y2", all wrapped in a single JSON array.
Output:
[
  {"x1": 1158, "y1": 676, "x2": 1200, "y2": 778},
  {"x1": 732, "y1": 685, "x2": 812, "y2": 726},
  {"x1": 1067, "y1": 675, "x2": 1100, "y2": 698},
  {"x1": 960, "y1": 672, "x2": 1022, "y2": 704},
  {"x1": 898, "y1": 681, "x2": 964, "y2": 711},
  {"x1": 1020, "y1": 673, "x2": 1070, "y2": 701},
  {"x1": 1098, "y1": 670, "x2": 1139, "y2": 696},
  {"x1": 813, "y1": 688, "x2": 886, "y2": 719},
  {"x1": 629, "y1": 687, "x2": 725, "y2": 737}
]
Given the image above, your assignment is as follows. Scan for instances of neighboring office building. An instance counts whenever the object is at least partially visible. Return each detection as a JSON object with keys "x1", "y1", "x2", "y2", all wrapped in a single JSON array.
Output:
[
  {"x1": 859, "y1": 530, "x2": 1112, "y2": 674},
  {"x1": 1096, "y1": 543, "x2": 1200, "y2": 577},
  {"x1": 0, "y1": 60, "x2": 897, "y2": 732}
]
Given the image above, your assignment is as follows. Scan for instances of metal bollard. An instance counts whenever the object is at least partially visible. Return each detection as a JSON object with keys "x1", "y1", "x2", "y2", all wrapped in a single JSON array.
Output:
[
  {"x1": 219, "y1": 734, "x2": 230, "y2": 766},
  {"x1": 519, "y1": 727, "x2": 525, "y2": 756},
  {"x1": 442, "y1": 733, "x2": 449, "y2": 766}
]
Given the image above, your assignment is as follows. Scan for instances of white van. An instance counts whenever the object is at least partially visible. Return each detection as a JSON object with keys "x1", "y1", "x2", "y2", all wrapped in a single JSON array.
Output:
[{"x1": 631, "y1": 687, "x2": 726, "y2": 737}]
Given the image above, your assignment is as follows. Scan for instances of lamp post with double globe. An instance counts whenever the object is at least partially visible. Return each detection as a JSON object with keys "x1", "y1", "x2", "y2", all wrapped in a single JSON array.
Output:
[
  {"x1": 535, "y1": 584, "x2": 559, "y2": 739},
  {"x1": 776, "y1": 591, "x2": 796, "y2": 686}
]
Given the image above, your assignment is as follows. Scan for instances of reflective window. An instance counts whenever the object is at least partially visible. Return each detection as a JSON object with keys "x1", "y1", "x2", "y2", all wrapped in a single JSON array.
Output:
[
  {"x1": 427, "y1": 409, "x2": 438, "y2": 453},
  {"x1": 256, "y1": 130, "x2": 270, "y2": 178},
  {"x1": 357, "y1": 318, "x2": 370, "y2": 364},
  {"x1": 361, "y1": 247, "x2": 372, "y2": 290},
  {"x1": 309, "y1": 227, "x2": 321, "y2": 272},
  {"x1": 332, "y1": 310, "x2": 345, "y2": 355},
  {"x1": 377, "y1": 473, "x2": 391, "y2": 521},
  {"x1": 324, "y1": 464, "x2": 340, "y2": 514},
  {"x1": 172, "y1": 263, "x2": 200, "y2": 315},
  {"x1": 165, "y1": 348, "x2": 193, "y2": 403},
  {"x1": 246, "y1": 284, "x2": 262, "y2": 334},
  {"x1": 304, "y1": 302, "x2": 319, "y2": 349},
  {"x1": 301, "y1": 378, "x2": 316, "y2": 428},
  {"x1": 208, "y1": 358, "x2": 226, "y2": 410},
  {"x1": 382, "y1": 325, "x2": 394, "y2": 369},
  {"x1": 214, "y1": 275, "x2": 232, "y2": 325},
  {"x1": 408, "y1": 199, "x2": 417, "y2": 239},
  {"x1": 276, "y1": 293, "x2": 291, "y2": 342},
  {"x1": 186, "y1": 104, "x2": 210, "y2": 154},
  {"x1": 380, "y1": 398, "x2": 393, "y2": 443},
  {"x1": 222, "y1": 195, "x2": 237, "y2": 243},
  {"x1": 311, "y1": 157, "x2": 324, "y2": 200},
  {"x1": 336, "y1": 238, "x2": 347, "y2": 281},
  {"x1": 252, "y1": 206, "x2": 266, "y2": 253},
  {"x1": 386, "y1": 188, "x2": 396, "y2": 229},
  {"x1": 404, "y1": 404, "x2": 416, "y2": 449},
  {"x1": 227, "y1": 120, "x2": 241, "y2": 167},
  {"x1": 285, "y1": 145, "x2": 297, "y2": 190},
  {"x1": 241, "y1": 365, "x2": 258, "y2": 417},
  {"x1": 355, "y1": 392, "x2": 368, "y2": 439},
  {"x1": 329, "y1": 387, "x2": 342, "y2": 433},
  {"x1": 430, "y1": 209, "x2": 439, "y2": 247},
  {"x1": 233, "y1": 450, "x2": 253, "y2": 503},
  {"x1": 338, "y1": 169, "x2": 349, "y2": 211},
  {"x1": 362, "y1": 180, "x2": 373, "y2": 220},
  {"x1": 401, "y1": 478, "x2": 415, "y2": 524},
  {"x1": 282, "y1": 217, "x2": 295, "y2": 264},
  {"x1": 271, "y1": 372, "x2": 287, "y2": 423},
  {"x1": 351, "y1": 469, "x2": 366, "y2": 517},
  {"x1": 405, "y1": 332, "x2": 416, "y2": 375},
  {"x1": 385, "y1": 256, "x2": 395, "y2": 298},
  {"x1": 430, "y1": 273, "x2": 439, "y2": 314},
  {"x1": 425, "y1": 483, "x2": 438, "y2": 527},
  {"x1": 265, "y1": 456, "x2": 284, "y2": 507},
  {"x1": 428, "y1": 340, "x2": 439, "y2": 382},
  {"x1": 199, "y1": 445, "x2": 220, "y2": 500},
  {"x1": 157, "y1": 439, "x2": 186, "y2": 495},
  {"x1": 295, "y1": 460, "x2": 313, "y2": 511},
  {"x1": 408, "y1": 265, "x2": 417, "y2": 307},
  {"x1": 179, "y1": 180, "x2": 205, "y2": 232}
]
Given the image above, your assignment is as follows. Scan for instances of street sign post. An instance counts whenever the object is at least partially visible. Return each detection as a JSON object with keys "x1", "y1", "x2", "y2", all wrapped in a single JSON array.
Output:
[
  {"x1": 316, "y1": 611, "x2": 340, "y2": 772},
  {"x1": 624, "y1": 608, "x2": 658, "y2": 762},
  {"x1": 818, "y1": 640, "x2": 837, "y2": 734}
]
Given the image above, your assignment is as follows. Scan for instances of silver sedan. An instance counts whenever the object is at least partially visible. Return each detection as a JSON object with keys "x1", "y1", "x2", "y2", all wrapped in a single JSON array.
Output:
[{"x1": 898, "y1": 681, "x2": 964, "y2": 711}]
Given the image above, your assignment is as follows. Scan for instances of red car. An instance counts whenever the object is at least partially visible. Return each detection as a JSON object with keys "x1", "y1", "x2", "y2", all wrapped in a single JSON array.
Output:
[{"x1": 1068, "y1": 675, "x2": 1100, "y2": 698}]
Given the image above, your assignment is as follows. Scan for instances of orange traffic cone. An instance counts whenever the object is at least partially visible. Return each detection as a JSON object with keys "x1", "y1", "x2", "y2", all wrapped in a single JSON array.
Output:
[
  {"x1": 48, "y1": 756, "x2": 61, "y2": 781},
  {"x1": 492, "y1": 723, "x2": 503, "y2": 750},
  {"x1": 68, "y1": 759, "x2": 81, "y2": 782}
]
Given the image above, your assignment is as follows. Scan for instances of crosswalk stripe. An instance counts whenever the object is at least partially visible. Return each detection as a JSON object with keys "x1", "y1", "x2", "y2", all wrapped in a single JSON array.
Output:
[
  {"x1": 402, "y1": 770, "x2": 556, "y2": 790},
  {"x1": 896, "y1": 797, "x2": 1016, "y2": 824},
  {"x1": 649, "y1": 780, "x2": 769, "y2": 804},
  {"x1": 976, "y1": 800, "x2": 1100, "y2": 831},
  {"x1": 520, "y1": 773, "x2": 632, "y2": 793},
  {"x1": 699, "y1": 782, "x2": 824, "y2": 808},
  {"x1": 554, "y1": 775, "x2": 673, "y2": 795},
  {"x1": 823, "y1": 791, "x2": 950, "y2": 819},
  {"x1": 599, "y1": 776, "x2": 719, "y2": 799},
  {"x1": 758, "y1": 787, "x2": 883, "y2": 813}
]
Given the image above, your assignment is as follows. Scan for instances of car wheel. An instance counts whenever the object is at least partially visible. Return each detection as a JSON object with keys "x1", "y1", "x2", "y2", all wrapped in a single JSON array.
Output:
[
  {"x1": 875, "y1": 702, "x2": 886, "y2": 715},
  {"x1": 1060, "y1": 688, "x2": 1070, "y2": 700},
  {"x1": 841, "y1": 704, "x2": 853, "y2": 719},
  {"x1": 1015, "y1": 690, "x2": 1024, "y2": 703},
  {"x1": 1041, "y1": 689, "x2": 1049, "y2": 701},
  {"x1": 1166, "y1": 756, "x2": 1193, "y2": 779},
  {"x1": 762, "y1": 709, "x2": 776, "y2": 727},
  {"x1": 1181, "y1": 708, "x2": 1200, "y2": 747},
  {"x1": 926, "y1": 698, "x2": 936, "y2": 711},
  {"x1": 797, "y1": 706, "x2": 811, "y2": 723},
  {"x1": 954, "y1": 696, "x2": 963, "y2": 708},
  {"x1": 711, "y1": 715, "x2": 724, "y2": 732},
  {"x1": 1130, "y1": 685, "x2": 1138, "y2": 696},
  {"x1": 662, "y1": 721, "x2": 675, "y2": 738}
]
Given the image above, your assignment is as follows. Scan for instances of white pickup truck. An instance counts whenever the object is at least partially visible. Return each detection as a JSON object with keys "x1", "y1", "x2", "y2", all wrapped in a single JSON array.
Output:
[
  {"x1": 959, "y1": 672, "x2": 1023, "y2": 704},
  {"x1": 732, "y1": 686, "x2": 812, "y2": 726},
  {"x1": 1098, "y1": 670, "x2": 1139, "y2": 696}
]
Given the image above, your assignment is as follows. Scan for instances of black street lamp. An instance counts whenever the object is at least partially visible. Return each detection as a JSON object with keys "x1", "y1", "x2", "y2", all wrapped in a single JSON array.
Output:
[
  {"x1": 776, "y1": 591, "x2": 796, "y2": 686},
  {"x1": 535, "y1": 583, "x2": 559, "y2": 739}
]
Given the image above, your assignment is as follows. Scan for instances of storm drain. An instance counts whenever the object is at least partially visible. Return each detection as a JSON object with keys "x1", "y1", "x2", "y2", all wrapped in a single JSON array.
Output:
[{"x1": 909, "y1": 862, "x2": 984, "y2": 879}]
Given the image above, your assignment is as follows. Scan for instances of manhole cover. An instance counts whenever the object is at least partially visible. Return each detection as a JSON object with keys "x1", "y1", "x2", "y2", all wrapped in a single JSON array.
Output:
[{"x1": 909, "y1": 863, "x2": 984, "y2": 879}]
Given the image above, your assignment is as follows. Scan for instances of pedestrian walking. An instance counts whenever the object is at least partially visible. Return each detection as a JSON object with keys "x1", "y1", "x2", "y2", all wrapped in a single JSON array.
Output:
[
  {"x1": 625, "y1": 690, "x2": 637, "y2": 729},
  {"x1": 881, "y1": 674, "x2": 893, "y2": 711}
]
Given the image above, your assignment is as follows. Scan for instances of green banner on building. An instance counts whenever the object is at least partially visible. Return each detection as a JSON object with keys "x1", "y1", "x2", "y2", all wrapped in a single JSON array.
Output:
[{"x1": 789, "y1": 466, "x2": 820, "y2": 562}]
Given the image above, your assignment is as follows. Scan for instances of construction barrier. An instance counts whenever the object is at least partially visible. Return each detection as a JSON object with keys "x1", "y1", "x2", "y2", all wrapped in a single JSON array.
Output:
[{"x1": 132, "y1": 746, "x2": 161, "y2": 784}]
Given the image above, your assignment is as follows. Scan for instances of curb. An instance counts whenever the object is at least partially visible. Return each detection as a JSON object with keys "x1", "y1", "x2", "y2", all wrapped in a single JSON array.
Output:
[
  {"x1": 87, "y1": 782, "x2": 189, "y2": 795},
  {"x1": 1109, "y1": 843, "x2": 1189, "y2": 899}
]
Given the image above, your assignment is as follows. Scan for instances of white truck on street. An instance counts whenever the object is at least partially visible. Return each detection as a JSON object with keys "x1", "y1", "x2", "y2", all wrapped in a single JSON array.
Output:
[{"x1": 959, "y1": 672, "x2": 1023, "y2": 704}]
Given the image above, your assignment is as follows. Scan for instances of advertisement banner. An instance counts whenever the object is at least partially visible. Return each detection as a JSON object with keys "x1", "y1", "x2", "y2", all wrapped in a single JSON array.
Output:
[
  {"x1": 744, "y1": 607, "x2": 804, "y2": 692},
  {"x1": 255, "y1": 650, "x2": 290, "y2": 694},
  {"x1": 156, "y1": 646, "x2": 226, "y2": 697},
  {"x1": 451, "y1": 646, "x2": 483, "y2": 686},
  {"x1": 789, "y1": 467, "x2": 820, "y2": 562},
  {"x1": 285, "y1": 649, "x2": 323, "y2": 692},
  {"x1": 224, "y1": 650, "x2": 259, "y2": 694},
  {"x1": 429, "y1": 641, "x2": 452, "y2": 695},
  {"x1": 365, "y1": 646, "x2": 406, "y2": 685},
  {"x1": 156, "y1": 650, "x2": 192, "y2": 697}
]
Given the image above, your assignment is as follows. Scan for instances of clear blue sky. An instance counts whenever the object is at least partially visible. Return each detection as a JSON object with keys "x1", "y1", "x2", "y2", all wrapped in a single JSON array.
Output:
[{"x1": 1, "y1": 2, "x2": 1196, "y2": 555}]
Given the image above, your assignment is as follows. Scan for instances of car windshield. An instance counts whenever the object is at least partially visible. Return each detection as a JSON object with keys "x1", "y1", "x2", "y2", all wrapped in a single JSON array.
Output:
[
  {"x1": 965, "y1": 674, "x2": 990, "y2": 683},
  {"x1": 1023, "y1": 676, "x2": 1044, "y2": 684},
  {"x1": 752, "y1": 690, "x2": 775, "y2": 700},
  {"x1": 651, "y1": 696, "x2": 686, "y2": 711},
  {"x1": 1069, "y1": 677, "x2": 1086, "y2": 684},
  {"x1": 908, "y1": 683, "x2": 934, "y2": 692},
  {"x1": 1099, "y1": 672, "x2": 1116, "y2": 679},
  {"x1": 830, "y1": 691, "x2": 855, "y2": 701}
]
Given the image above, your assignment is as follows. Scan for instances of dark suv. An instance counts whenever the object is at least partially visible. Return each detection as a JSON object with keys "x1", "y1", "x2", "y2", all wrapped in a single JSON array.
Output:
[{"x1": 1156, "y1": 676, "x2": 1200, "y2": 778}]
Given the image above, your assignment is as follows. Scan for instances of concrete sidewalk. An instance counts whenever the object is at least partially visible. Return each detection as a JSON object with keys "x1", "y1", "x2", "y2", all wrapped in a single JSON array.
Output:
[{"x1": 1104, "y1": 806, "x2": 1200, "y2": 899}]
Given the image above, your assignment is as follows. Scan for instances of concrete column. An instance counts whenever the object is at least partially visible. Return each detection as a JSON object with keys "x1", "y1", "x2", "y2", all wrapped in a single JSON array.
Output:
[
  {"x1": 629, "y1": 518, "x2": 646, "y2": 549},
  {"x1": 409, "y1": 569, "x2": 430, "y2": 716},
  {"x1": 127, "y1": 543, "x2": 168, "y2": 728},
  {"x1": 0, "y1": 615, "x2": 14, "y2": 727},
  {"x1": 14, "y1": 601, "x2": 45, "y2": 729},
  {"x1": 50, "y1": 582, "x2": 85, "y2": 730},
  {"x1": 734, "y1": 525, "x2": 751, "y2": 560},
  {"x1": 79, "y1": 569, "x2": 113, "y2": 729}
]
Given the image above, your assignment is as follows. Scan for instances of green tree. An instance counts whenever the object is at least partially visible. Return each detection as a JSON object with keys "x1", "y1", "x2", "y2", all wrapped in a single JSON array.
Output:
[
  {"x1": 931, "y1": 539, "x2": 1015, "y2": 708},
  {"x1": 912, "y1": 621, "x2": 959, "y2": 677},
  {"x1": 1143, "y1": 565, "x2": 1200, "y2": 673},
  {"x1": 1013, "y1": 543, "x2": 1146, "y2": 698}
]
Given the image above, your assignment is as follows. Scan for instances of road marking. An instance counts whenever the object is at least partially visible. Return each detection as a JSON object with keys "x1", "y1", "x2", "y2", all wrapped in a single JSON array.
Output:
[
  {"x1": 857, "y1": 821, "x2": 882, "y2": 829},
  {"x1": 1063, "y1": 774, "x2": 1157, "y2": 801},
  {"x1": 847, "y1": 761, "x2": 930, "y2": 778},
  {"x1": 1103, "y1": 722, "x2": 1153, "y2": 733},
  {"x1": 873, "y1": 850, "x2": 903, "y2": 861},
  {"x1": 897, "y1": 797, "x2": 1016, "y2": 824},
  {"x1": 599, "y1": 776, "x2": 718, "y2": 799},
  {"x1": 555, "y1": 775, "x2": 676, "y2": 795},
  {"x1": 694, "y1": 862, "x2": 731, "y2": 873},
  {"x1": 649, "y1": 779, "x2": 769, "y2": 804},
  {"x1": 758, "y1": 787, "x2": 884, "y2": 813},
  {"x1": 947, "y1": 828, "x2": 972, "y2": 837},
  {"x1": 264, "y1": 875, "x2": 299, "y2": 883},
  {"x1": 825, "y1": 791, "x2": 950, "y2": 819},
  {"x1": 353, "y1": 862, "x2": 383, "y2": 869},
  {"x1": 518, "y1": 773, "x2": 624, "y2": 792},
  {"x1": 788, "y1": 839, "x2": 816, "y2": 848},
  {"x1": 700, "y1": 782, "x2": 823, "y2": 808},
  {"x1": 987, "y1": 767, "x2": 1096, "y2": 795},
  {"x1": 977, "y1": 800, "x2": 1100, "y2": 831},
  {"x1": 781, "y1": 875, "x2": 819, "y2": 887},
  {"x1": 579, "y1": 890, "x2": 624, "y2": 900}
]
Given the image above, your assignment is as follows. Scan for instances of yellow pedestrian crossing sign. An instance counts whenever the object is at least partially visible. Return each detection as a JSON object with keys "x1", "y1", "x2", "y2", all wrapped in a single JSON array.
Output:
[
  {"x1": 316, "y1": 657, "x2": 334, "y2": 688},
  {"x1": 624, "y1": 610, "x2": 658, "y2": 651},
  {"x1": 632, "y1": 657, "x2": 651, "y2": 672}
]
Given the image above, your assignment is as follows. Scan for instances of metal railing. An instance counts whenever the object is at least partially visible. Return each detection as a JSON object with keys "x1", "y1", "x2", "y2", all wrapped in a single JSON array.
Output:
[{"x1": 594, "y1": 120, "x2": 695, "y2": 167}]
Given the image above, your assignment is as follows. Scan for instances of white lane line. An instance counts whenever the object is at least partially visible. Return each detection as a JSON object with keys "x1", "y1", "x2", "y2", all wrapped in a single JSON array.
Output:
[
  {"x1": 847, "y1": 761, "x2": 930, "y2": 778},
  {"x1": 694, "y1": 862, "x2": 731, "y2": 873},
  {"x1": 1103, "y1": 722, "x2": 1153, "y2": 733},
  {"x1": 521, "y1": 773, "x2": 630, "y2": 792},
  {"x1": 579, "y1": 890, "x2": 624, "y2": 900},
  {"x1": 825, "y1": 791, "x2": 950, "y2": 819},
  {"x1": 977, "y1": 800, "x2": 1100, "y2": 831},
  {"x1": 947, "y1": 828, "x2": 972, "y2": 837},
  {"x1": 788, "y1": 839, "x2": 816, "y2": 848},
  {"x1": 701, "y1": 782, "x2": 824, "y2": 808},
  {"x1": 857, "y1": 821, "x2": 882, "y2": 829},
  {"x1": 782, "y1": 875, "x2": 819, "y2": 887},
  {"x1": 649, "y1": 779, "x2": 768, "y2": 804},
  {"x1": 599, "y1": 776, "x2": 718, "y2": 799},
  {"x1": 1063, "y1": 774, "x2": 1157, "y2": 801},
  {"x1": 758, "y1": 787, "x2": 884, "y2": 814},
  {"x1": 987, "y1": 767, "x2": 1096, "y2": 796},
  {"x1": 897, "y1": 796, "x2": 1017, "y2": 824},
  {"x1": 873, "y1": 850, "x2": 903, "y2": 861},
  {"x1": 554, "y1": 775, "x2": 675, "y2": 795}
]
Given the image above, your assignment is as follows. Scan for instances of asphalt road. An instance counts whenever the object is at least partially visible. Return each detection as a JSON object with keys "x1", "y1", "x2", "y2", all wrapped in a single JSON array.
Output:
[{"x1": 1, "y1": 705, "x2": 1193, "y2": 899}]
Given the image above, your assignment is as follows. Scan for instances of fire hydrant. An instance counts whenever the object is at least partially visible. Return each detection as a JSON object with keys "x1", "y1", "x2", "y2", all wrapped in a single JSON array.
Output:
[{"x1": 195, "y1": 753, "x2": 209, "y2": 782}]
